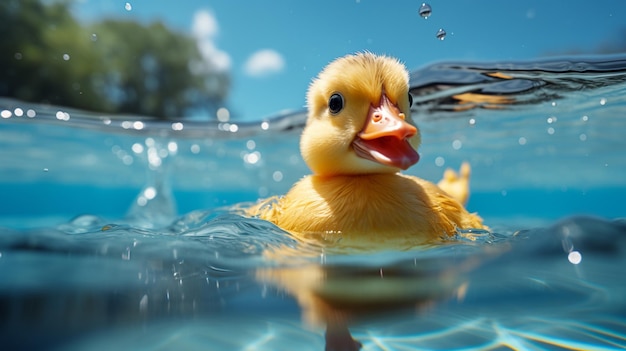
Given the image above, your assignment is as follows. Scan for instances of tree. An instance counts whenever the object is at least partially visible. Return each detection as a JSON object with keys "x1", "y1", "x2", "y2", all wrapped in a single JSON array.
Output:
[{"x1": 0, "y1": 0, "x2": 230, "y2": 119}]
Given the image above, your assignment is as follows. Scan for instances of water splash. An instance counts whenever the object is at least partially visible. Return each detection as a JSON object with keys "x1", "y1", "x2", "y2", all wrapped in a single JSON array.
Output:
[{"x1": 126, "y1": 137, "x2": 178, "y2": 228}]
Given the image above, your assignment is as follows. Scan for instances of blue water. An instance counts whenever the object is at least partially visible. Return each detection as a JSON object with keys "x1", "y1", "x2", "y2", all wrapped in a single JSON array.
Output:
[{"x1": 2, "y1": 57, "x2": 626, "y2": 350}]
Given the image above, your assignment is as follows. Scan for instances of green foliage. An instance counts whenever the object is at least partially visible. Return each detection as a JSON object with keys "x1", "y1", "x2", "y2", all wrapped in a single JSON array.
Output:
[{"x1": 0, "y1": 0, "x2": 229, "y2": 119}]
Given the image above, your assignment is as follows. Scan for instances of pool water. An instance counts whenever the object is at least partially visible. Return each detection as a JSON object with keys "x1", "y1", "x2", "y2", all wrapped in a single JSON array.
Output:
[{"x1": 2, "y1": 57, "x2": 626, "y2": 350}]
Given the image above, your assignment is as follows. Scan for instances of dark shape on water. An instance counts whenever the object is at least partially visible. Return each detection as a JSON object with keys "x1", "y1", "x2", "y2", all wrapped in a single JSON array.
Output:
[{"x1": 409, "y1": 54, "x2": 626, "y2": 116}]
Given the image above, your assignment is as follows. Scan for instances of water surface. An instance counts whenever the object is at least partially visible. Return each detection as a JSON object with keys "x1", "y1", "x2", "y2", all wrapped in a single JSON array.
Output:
[{"x1": 1, "y1": 56, "x2": 626, "y2": 350}]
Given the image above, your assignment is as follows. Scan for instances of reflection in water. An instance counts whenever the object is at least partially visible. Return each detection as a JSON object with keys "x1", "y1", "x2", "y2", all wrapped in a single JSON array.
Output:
[{"x1": 257, "y1": 255, "x2": 483, "y2": 350}]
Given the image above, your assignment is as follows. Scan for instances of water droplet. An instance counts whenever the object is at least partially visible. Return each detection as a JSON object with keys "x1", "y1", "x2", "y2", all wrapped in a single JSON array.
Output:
[
  {"x1": 452, "y1": 139, "x2": 462, "y2": 150},
  {"x1": 272, "y1": 171, "x2": 283, "y2": 182},
  {"x1": 167, "y1": 141, "x2": 178, "y2": 154},
  {"x1": 43, "y1": 168, "x2": 49, "y2": 172},
  {"x1": 435, "y1": 156, "x2": 445, "y2": 167},
  {"x1": 244, "y1": 151, "x2": 261, "y2": 165},
  {"x1": 124, "y1": 2, "x2": 132, "y2": 11},
  {"x1": 579, "y1": 133, "x2": 587, "y2": 141},
  {"x1": 599, "y1": 98, "x2": 607, "y2": 105},
  {"x1": 518, "y1": 137, "x2": 527, "y2": 145},
  {"x1": 547, "y1": 127, "x2": 555, "y2": 135},
  {"x1": 468, "y1": 118, "x2": 476, "y2": 125},
  {"x1": 581, "y1": 115, "x2": 588, "y2": 122},
  {"x1": 567, "y1": 251, "x2": 582, "y2": 265},
  {"x1": 418, "y1": 3, "x2": 432, "y2": 19},
  {"x1": 132, "y1": 143, "x2": 144, "y2": 154},
  {"x1": 14, "y1": 52, "x2": 22, "y2": 60},
  {"x1": 216, "y1": 107, "x2": 230, "y2": 122},
  {"x1": 436, "y1": 28, "x2": 447, "y2": 40},
  {"x1": 171, "y1": 122, "x2": 184, "y2": 131},
  {"x1": 62, "y1": 54, "x2": 70, "y2": 61},
  {"x1": 90, "y1": 33, "x2": 98, "y2": 42},
  {"x1": 143, "y1": 187, "x2": 157, "y2": 200},
  {"x1": 14, "y1": 108, "x2": 23, "y2": 117},
  {"x1": 55, "y1": 111, "x2": 70, "y2": 121}
]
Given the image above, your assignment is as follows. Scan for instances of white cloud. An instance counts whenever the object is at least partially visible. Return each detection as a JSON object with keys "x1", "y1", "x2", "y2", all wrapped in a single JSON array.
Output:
[
  {"x1": 191, "y1": 10, "x2": 230, "y2": 73},
  {"x1": 244, "y1": 49, "x2": 285, "y2": 77},
  {"x1": 192, "y1": 10, "x2": 218, "y2": 39}
]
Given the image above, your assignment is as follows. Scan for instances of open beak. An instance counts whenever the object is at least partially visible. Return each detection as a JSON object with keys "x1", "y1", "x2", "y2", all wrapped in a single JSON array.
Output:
[{"x1": 352, "y1": 93, "x2": 420, "y2": 170}]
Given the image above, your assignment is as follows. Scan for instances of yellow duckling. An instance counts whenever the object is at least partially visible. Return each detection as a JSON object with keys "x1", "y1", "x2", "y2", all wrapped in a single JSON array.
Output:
[{"x1": 252, "y1": 53, "x2": 485, "y2": 249}]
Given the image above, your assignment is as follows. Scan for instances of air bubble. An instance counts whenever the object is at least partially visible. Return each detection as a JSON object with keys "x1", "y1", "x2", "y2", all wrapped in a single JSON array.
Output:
[
  {"x1": 418, "y1": 3, "x2": 432, "y2": 19},
  {"x1": 91, "y1": 33, "x2": 98, "y2": 42},
  {"x1": 62, "y1": 54, "x2": 70, "y2": 61},
  {"x1": 436, "y1": 28, "x2": 447, "y2": 40},
  {"x1": 124, "y1": 2, "x2": 132, "y2": 11}
]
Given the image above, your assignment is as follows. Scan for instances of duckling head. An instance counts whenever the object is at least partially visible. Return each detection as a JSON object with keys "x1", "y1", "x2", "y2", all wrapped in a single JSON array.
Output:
[{"x1": 302, "y1": 52, "x2": 421, "y2": 176}]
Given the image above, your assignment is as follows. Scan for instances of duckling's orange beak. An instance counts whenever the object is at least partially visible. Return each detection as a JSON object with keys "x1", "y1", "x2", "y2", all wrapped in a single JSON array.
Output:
[{"x1": 353, "y1": 94, "x2": 420, "y2": 170}]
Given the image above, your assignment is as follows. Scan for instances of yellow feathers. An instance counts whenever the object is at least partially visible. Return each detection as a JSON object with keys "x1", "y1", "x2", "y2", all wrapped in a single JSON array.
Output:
[
  {"x1": 301, "y1": 52, "x2": 420, "y2": 176},
  {"x1": 250, "y1": 53, "x2": 486, "y2": 249}
]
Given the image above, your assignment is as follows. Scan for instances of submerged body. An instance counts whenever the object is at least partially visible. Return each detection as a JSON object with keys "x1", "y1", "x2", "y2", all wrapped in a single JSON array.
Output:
[{"x1": 251, "y1": 52, "x2": 486, "y2": 248}]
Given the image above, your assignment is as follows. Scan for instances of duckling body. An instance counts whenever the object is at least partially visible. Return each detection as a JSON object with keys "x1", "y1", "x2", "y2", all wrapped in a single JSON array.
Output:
[
  {"x1": 251, "y1": 52, "x2": 486, "y2": 247},
  {"x1": 259, "y1": 173, "x2": 482, "y2": 247}
]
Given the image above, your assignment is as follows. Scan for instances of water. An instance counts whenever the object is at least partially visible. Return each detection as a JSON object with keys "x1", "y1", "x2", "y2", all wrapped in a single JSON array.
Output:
[
  {"x1": 2, "y1": 56, "x2": 626, "y2": 350},
  {"x1": 418, "y1": 3, "x2": 432, "y2": 19}
]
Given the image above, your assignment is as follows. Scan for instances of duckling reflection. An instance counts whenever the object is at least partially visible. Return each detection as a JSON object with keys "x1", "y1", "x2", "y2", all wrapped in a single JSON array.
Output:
[{"x1": 257, "y1": 257, "x2": 473, "y2": 351}]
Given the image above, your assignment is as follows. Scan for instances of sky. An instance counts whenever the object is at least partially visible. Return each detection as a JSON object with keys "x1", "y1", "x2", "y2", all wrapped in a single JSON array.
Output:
[{"x1": 72, "y1": 0, "x2": 626, "y2": 121}]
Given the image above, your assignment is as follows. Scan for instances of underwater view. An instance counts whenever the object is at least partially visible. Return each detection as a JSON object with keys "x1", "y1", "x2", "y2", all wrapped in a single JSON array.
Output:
[{"x1": 2, "y1": 1, "x2": 626, "y2": 350}]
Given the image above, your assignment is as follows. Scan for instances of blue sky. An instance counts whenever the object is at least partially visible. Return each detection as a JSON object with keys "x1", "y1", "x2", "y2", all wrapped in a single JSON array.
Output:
[{"x1": 73, "y1": 0, "x2": 626, "y2": 121}]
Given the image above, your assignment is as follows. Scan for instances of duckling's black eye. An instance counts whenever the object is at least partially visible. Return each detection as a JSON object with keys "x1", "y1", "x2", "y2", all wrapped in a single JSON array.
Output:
[
  {"x1": 408, "y1": 93, "x2": 413, "y2": 107},
  {"x1": 328, "y1": 93, "x2": 344, "y2": 115}
]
